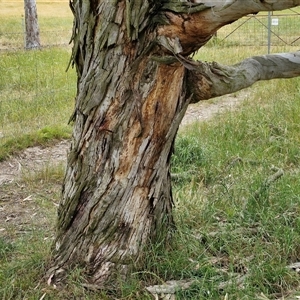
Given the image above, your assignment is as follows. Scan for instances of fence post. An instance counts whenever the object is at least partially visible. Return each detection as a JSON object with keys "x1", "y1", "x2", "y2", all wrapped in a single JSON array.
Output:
[
  {"x1": 268, "y1": 11, "x2": 271, "y2": 54},
  {"x1": 22, "y1": 16, "x2": 26, "y2": 49},
  {"x1": 23, "y1": 0, "x2": 41, "y2": 49}
]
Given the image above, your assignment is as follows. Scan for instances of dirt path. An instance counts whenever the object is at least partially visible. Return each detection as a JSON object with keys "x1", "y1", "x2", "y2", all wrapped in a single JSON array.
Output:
[
  {"x1": 0, "y1": 91, "x2": 249, "y2": 186},
  {"x1": 181, "y1": 91, "x2": 249, "y2": 126}
]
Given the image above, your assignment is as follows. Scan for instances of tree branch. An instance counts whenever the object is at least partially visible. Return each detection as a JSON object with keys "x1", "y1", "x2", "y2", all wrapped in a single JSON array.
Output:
[
  {"x1": 186, "y1": 52, "x2": 300, "y2": 102},
  {"x1": 157, "y1": 0, "x2": 300, "y2": 54}
]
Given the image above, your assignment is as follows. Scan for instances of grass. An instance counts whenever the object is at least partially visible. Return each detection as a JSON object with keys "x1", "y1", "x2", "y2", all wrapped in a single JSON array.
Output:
[
  {"x1": 0, "y1": 1, "x2": 75, "y2": 160},
  {"x1": 169, "y1": 77, "x2": 300, "y2": 299},
  {"x1": 0, "y1": 126, "x2": 71, "y2": 161},
  {"x1": 1, "y1": 74, "x2": 300, "y2": 299},
  {"x1": 0, "y1": 0, "x2": 72, "y2": 49},
  {"x1": 0, "y1": 48, "x2": 75, "y2": 160}
]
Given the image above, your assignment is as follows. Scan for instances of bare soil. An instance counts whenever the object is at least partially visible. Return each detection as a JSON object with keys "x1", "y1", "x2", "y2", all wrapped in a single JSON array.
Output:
[{"x1": 0, "y1": 92, "x2": 248, "y2": 236}]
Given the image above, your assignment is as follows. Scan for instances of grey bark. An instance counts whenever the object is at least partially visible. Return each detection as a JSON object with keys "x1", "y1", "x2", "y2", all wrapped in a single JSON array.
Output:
[
  {"x1": 24, "y1": 0, "x2": 40, "y2": 49},
  {"x1": 187, "y1": 52, "x2": 300, "y2": 101},
  {"x1": 47, "y1": 0, "x2": 300, "y2": 288}
]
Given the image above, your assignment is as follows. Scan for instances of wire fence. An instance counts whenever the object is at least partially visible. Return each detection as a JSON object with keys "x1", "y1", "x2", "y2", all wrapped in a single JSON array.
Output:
[
  {"x1": 0, "y1": 9, "x2": 299, "y2": 108},
  {"x1": 216, "y1": 9, "x2": 300, "y2": 53},
  {"x1": 0, "y1": 21, "x2": 71, "y2": 51},
  {"x1": 1, "y1": 7, "x2": 299, "y2": 142},
  {"x1": 0, "y1": 14, "x2": 74, "y2": 92},
  {"x1": 0, "y1": 8, "x2": 76, "y2": 139},
  {"x1": 0, "y1": 10, "x2": 299, "y2": 52},
  {"x1": 0, "y1": 28, "x2": 71, "y2": 51},
  {"x1": 0, "y1": 1, "x2": 75, "y2": 132}
]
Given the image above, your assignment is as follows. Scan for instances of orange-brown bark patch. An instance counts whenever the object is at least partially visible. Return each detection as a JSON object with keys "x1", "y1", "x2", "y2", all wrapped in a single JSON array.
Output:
[
  {"x1": 115, "y1": 63, "x2": 185, "y2": 179},
  {"x1": 158, "y1": 11, "x2": 219, "y2": 54}
]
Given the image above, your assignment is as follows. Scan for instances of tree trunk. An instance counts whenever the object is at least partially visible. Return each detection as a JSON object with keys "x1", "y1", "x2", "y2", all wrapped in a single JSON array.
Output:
[
  {"x1": 47, "y1": 0, "x2": 300, "y2": 288},
  {"x1": 47, "y1": 1, "x2": 190, "y2": 286},
  {"x1": 49, "y1": 62, "x2": 188, "y2": 286},
  {"x1": 24, "y1": 0, "x2": 40, "y2": 49}
]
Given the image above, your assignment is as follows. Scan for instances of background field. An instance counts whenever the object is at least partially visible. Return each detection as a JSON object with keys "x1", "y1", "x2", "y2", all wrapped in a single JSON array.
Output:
[
  {"x1": 0, "y1": 0, "x2": 72, "y2": 49},
  {"x1": 0, "y1": 0, "x2": 75, "y2": 160},
  {"x1": 0, "y1": 2, "x2": 300, "y2": 299}
]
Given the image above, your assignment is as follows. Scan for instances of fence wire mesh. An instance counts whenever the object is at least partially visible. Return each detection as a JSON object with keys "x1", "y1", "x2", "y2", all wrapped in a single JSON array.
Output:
[
  {"x1": 0, "y1": 1, "x2": 76, "y2": 140},
  {"x1": 216, "y1": 10, "x2": 300, "y2": 50},
  {"x1": 0, "y1": 7, "x2": 299, "y2": 129},
  {"x1": 0, "y1": 0, "x2": 73, "y2": 51},
  {"x1": 1, "y1": 8, "x2": 299, "y2": 51}
]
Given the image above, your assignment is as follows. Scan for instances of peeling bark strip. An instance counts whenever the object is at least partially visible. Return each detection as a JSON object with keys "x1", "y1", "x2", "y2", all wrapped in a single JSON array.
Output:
[{"x1": 48, "y1": 0, "x2": 300, "y2": 288}]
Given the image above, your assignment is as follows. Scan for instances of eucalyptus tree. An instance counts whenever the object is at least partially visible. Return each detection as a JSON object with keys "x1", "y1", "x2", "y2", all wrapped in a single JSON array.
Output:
[{"x1": 47, "y1": 0, "x2": 300, "y2": 287}]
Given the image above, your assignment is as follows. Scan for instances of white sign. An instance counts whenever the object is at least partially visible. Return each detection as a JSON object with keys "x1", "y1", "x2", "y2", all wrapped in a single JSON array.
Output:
[{"x1": 272, "y1": 18, "x2": 279, "y2": 26}]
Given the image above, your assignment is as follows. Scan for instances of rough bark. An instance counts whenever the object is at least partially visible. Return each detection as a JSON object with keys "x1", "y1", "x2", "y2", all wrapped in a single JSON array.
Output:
[
  {"x1": 157, "y1": 0, "x2": 300, "y2": 54},
  {"x1": 24, "y1": 0, "x2": 40, "y2": 49},
  {"x1": 187, "y1": 52, "x2": 300, "y2": 101},
  {"x1": 48, "y1": 0, "x2": 189, "y2": 286},
  {"x1": 48, "y1": 0, "x2": 300, "y2": 288}
]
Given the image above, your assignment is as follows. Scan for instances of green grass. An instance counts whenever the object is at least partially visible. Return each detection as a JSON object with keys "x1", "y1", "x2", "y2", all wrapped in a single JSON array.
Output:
[
  {"x1": 1, "y1": 72, "x2": 300, "y2": 299},
  {"x1": 0, "y1": 0, "x2": 72, "y2": 49},
  {"x1": 0, "y1": 1, "x2": 75, "y2": 157},
  {"x1": 0, "y1": 48, "x2": 75, "y2": 160},
  {"x1": 0, "y1": 125, "x2": 71, "y2": 161},
  {"x1": 169, "y1": 77, "x2": 300, "y2": 299}
]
